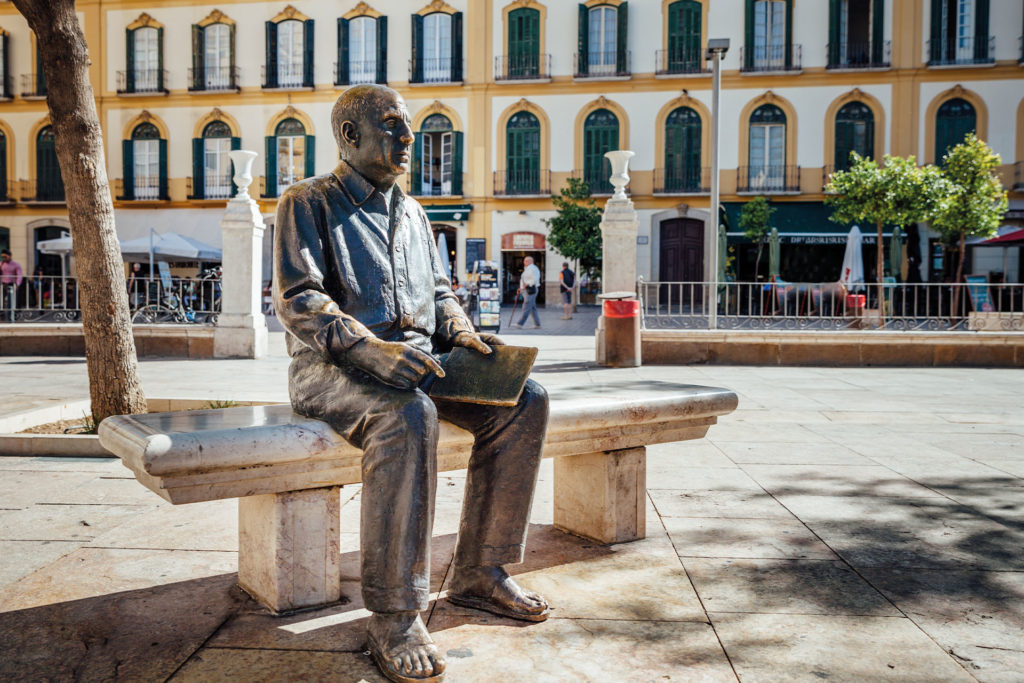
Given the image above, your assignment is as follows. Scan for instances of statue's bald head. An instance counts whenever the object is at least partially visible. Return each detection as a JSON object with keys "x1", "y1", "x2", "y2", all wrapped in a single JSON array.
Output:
[
  {"x1": 331, "y1": 84, "x2": 414, "y2": 188},
  {"x1": 332, "y1": 84, "x2": 403, "y2": 156}
]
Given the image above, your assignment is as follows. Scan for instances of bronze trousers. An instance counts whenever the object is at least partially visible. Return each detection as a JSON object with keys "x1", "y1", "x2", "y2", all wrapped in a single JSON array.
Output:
[{"x1": 288, "y1": 347, "x2": 549, "y2": 613}]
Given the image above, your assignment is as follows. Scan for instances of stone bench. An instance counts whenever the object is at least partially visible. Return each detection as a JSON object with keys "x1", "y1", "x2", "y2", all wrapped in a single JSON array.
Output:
[{"x1": 98, "y1": 380, "x2": 737, "y2": 613}]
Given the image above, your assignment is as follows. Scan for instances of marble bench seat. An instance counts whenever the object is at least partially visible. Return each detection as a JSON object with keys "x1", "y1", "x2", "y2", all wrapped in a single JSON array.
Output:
[{"x1": 98, "y1": 380, "x2": 737, "y2": 613}]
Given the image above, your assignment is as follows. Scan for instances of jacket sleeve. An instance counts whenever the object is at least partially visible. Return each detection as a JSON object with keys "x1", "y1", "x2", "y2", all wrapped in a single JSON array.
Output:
[
  {"x1": 419, "y1": 205, "x2": 473, "y2": 344},
  {"x1": 273, "y1": 186, "x2": 374, "y2": 364}
]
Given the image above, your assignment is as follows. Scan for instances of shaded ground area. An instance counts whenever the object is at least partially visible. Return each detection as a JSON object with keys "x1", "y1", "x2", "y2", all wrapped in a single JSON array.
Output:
[{"x1": 0, "y1": 328, "x2": 1022, "y2": 681}]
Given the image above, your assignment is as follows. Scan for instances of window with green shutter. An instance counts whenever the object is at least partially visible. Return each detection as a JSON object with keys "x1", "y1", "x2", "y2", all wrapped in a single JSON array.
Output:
[
  {"x1": 268, "y1": 118, "x2": 307, "y2": 197},
  {"x1": 130, "y1": 122, "x2": 162, "y2": 200},
  {"x1": 36, "y1": 126, "x2": 63, "y2": 202},
  {"x1": 192, "y1": 22, "x2": 234, "y2": 90},
  {"x1": 665, "y1": 107, "x2": 702, "y2": 192},
  {"x1": 930, "y1": 0, "x2": 991, "y2": 65},
  {"x1": 583, "y1": 109, "x2": 619, "y2": 194},
  {"x1": 194, "y1": 120, "x2": 233, "y2": 200},
  {"x1": 506, "y1": 111, "x2": 541, "y2": 195},
  {"x1": 834, "y1": 101, "x2": 874, "y2": 171},
  {"x1": 508, "y1": 7, "x2": 540, "y2": 78},
  {"x1": 417, "y1": 114, "x2": 455, "y2": 196},
  {"x1": 666, "y1": 1, "x2": 701, "y2": 74},
  {"x1": 935, "y1": 98, "x2": 976, "y2": 164},
  {"x1": 748, "y1": 104, "x2": 786, "y2": 191}
]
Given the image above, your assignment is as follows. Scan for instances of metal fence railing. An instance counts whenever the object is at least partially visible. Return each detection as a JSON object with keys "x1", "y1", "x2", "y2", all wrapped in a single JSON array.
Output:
[
  {"x1": 654, "y1": 167, "x2": 711, "y2": 195},
  {"x1": 493, "y1": 169, "x2": 550, "y2": 197},
  {"x1": 927, "y1": 36, "x2": 994, "y2": 66},
  {"x1": 494, "y1": 54, "x2": 551, "y2": 81},
  {"x1": 0, "y1": 275, "x2": 221, "y2": 324},
  {"x1": 188, "y1": 66, "x2": 240, "y2": 91},
  {"x1": 655, "y1": 48, "x2": 707, "y2": 76},
  {"x1": 737, "y1": 165, "x2": 801, "y2": 193},
  {"x1": 826, "y1": 40, "x2": 891, "y2": 69},
  {"x1": 574, "y1": 51, "x2": 630, "y2": 78},
  {"x1": 116, "y1": 69, "x2": 169, "y2": 94},
  {"x1": 740, "y1": 44, "x2": 802, "y2": 72},
  {"x1": 638, "y1": 280, "x2": 1024, "y2": 332}
]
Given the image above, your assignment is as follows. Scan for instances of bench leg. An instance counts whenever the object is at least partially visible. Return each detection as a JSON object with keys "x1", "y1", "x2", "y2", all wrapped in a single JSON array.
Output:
[
  {"x1": 237, "y1": 486, "x2": 341, "y2": 614},
  {"x1": 553, "y1": 446, "x2": 646, "y2": 544}
]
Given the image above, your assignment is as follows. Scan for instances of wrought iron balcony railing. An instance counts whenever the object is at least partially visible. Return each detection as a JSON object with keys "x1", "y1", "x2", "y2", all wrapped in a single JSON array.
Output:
[
  {"x1": 116, "y1": 69, "x2": 169, "y2": 94},
  {"x1": 262, "y1": 64, "x2": 313, "y2": 89},
  {"x1": 574, "y1": 51, "x2": 630, "y2": 78},
  {"x1": 409, "y1": 57, "x2": 462, "y2": 84},
  {"x1": 20, "y1": 178, "x2": 65, "y2": 203},
  {"x1": 114, "y1": 177, "x2": 169, "y2": 201},
  {"x1": 187, "y1": 175, "x2": 234, "y2": 200},
  {"x1": 571, "y1": 168, "x2": 614, "y2": 196},
  {"x1": 20, "y1": 73, "x2": 46, "y2": 98},
  {"x1": 493, "y1": 169, "x2": 550, "y2": 197},
  {"x1": 826, "y1": 40, "x2": 891, "y2": 69},
  {"x1": 654, "y1": 167, "x2": 711, "y2": 194},
  {"x1": 188, "y1": 66, "x2": 240, "y2": 92},
  {"x1": 334, "y1": 59, "x2": 386, "y2": 86},
  {"x1": 927, "y1": 36, "x2": 994, "y2": 66},
  {"x1": 655, "y1": 48, "x2": 707, "y2": 76},
  {"x1": 740, "y1": 44, "x2": 802, "y2": 72},
  {"x1": 736, "y1": 165, "x2": 801, "y2": 193},
  {"x1": 0, "y1": 74, "x2": 12, "y2": 100},
  {"x1": 0, "y1": 180, "x2": 15, "y2": 203},
  {"x1": 494, "y1": 54, "x2": 551, "y2": 81}
]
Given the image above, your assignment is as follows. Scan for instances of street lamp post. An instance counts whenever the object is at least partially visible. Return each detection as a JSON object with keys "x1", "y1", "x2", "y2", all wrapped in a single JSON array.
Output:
[{"x1": 705, "y1": 38, "x2": 729, "y2": 330}]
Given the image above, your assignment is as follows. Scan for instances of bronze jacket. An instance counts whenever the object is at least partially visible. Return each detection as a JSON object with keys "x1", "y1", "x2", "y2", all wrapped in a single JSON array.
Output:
[{"x1": 273, "y1": 161, "x2": 471, "y2": 362}]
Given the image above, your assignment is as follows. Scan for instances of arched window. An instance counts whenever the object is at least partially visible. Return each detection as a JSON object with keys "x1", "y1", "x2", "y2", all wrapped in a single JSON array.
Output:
[
  {"x1": 122, "y1": 122, "x2": 166, "y2": 201},
  {"x1": 414, "y1": 114, "x2": 463, "y2": 197},
  {"x1": 748, "y1": 104, "x2": 786, "y2": 191},
  {"x1": 834, "y1": 101, "x2": 874, "y2": 172},
  {"x1": 664, "y1": 107, "x2": 702, "y2": 192},
  {"x1": 36, "y1": 126, "x2": 64, "y2": 202},
  {"x1": 665, "y1": 1, "x2": 702, "y2": 74},
  {"x1": 266, "y1": 118, "x2": 313, "y2": 197},
  {"x1": 191, "y1": 120, "x2": 240, "y2": 200},
  {"x1": 583, "y1": 109, "x2": 619, "y2": 194},
  {"x1": 506, "y1": 111, "x2": 541, "y2": 195},
  {"x1": 411, "y1": 11, "x2": 463, "y2": 83},
  {"x1": 935, "y1": 98, "x2": 976, "y2": 164},
  {"x1": 0, "y1": 130, "x2": 8, "y2": 202},
  {"x1": 191, "y1": 22, "x2": 235, "y2": 91},
  {"x1": 125, "y1": 25, "x2": 164, "y2": 93},
  {"x1": 507, "y1": 7, "x2": 541, "y2": 78}
]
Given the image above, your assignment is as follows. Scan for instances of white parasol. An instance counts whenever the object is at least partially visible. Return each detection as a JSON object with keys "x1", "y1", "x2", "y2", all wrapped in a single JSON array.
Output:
[
  {"x1": 840, "y1": 225, "x2": 865, "y2": 293},
  {"x1": 436, "y1": 232, "x2": 452, "y2": 280}
]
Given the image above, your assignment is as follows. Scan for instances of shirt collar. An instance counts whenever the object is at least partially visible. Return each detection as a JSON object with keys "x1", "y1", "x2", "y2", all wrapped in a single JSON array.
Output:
[{"x1": 333, "y1": 160, "x2": 406, "y2": 210}]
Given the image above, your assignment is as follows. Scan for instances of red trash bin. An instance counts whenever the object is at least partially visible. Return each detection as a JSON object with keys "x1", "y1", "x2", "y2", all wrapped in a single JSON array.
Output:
[{"x1": 602, "y1": 298, "x2": 641, "y2": 367}]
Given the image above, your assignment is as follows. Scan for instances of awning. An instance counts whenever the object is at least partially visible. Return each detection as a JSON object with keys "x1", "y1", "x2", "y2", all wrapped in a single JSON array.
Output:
[
  {"x1": 722, "y1": 201, "x2": 895, "y2": 244},
  {"x1": 424, "y1": 204, "x2": 472, "y2": 222},
  {"x1": 979, "y1": 228, "x2": 1024, "y2": 245}
]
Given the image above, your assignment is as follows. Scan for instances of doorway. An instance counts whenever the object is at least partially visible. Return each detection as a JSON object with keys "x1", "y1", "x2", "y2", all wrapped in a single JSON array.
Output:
[
  {"x1": 659, "y1": 218, "x2": 704, "y2": 306},
  {"x1": 431, "y1": 223, "x2": 457, "y2": 283},
  {"x1": 501, "y1": 250, "x2": 545, "y2": 305}
]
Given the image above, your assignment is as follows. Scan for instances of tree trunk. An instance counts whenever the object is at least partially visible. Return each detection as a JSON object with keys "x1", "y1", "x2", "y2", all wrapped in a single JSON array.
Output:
[
  {"x1": 755, "y1": 243, "x2": 763, "y2": 281},
  {"x1": 876, "y1": 219, "x2": 885, "y2": 322},
  {"x1": 952, "y1": 232, "x2": 966, "y2": 318},
  {"x1": 14, "y1": 0, "x2": 146, "y2": 423}
]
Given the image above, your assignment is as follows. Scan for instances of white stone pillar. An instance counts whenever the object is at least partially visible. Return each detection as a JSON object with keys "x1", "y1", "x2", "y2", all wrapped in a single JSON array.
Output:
[
  {"x1": 596, "y1": 151, "x2": 640, "y2": 365},
  {"x1": 214, "y1": 150, "x2": 269, "y2": 359}
]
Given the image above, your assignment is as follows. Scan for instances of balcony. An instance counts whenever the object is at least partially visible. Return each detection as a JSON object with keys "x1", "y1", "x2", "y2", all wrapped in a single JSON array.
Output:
[
  {"x1": 262, "y1": 64, "x2": 313, "y2": 90},
  {"x1": 0, "y1": 74, "x2": 12, "y2": 100},
  {"x1": 493, "y1": 170, "x2": 550, "y2": 197},
  {"x1": 653, "y1": 167, "x2": 710, "y2": 195},
  {"x1": 826, "y1": 40, "x2": 891, "y2": 69},
  {"x1": 409, "y1": 58, "x2": 463, "y2": 85},
  {"x1": 116, "y1": 69, "x2": 169, "y2": 95},
  {"x1": 1014, "y1": 162, "x2": 1024, "y2": 192},
  {"x1": 187, "y1": 176, "x2": 234, "y2": 200},
  {"x1": 115, "y1": 177, "x2": 169, "y2": 202},
  {"x1": 574, "y1": 51, "x2": 630, "y2": 79},
  {"x1": 0, "y1": 181, "x2": 15, "y2": 203},
  {"x1": 334, "y1": 60, "x2": 386, "y2": 86},
  {"x1": 20, "y1": 74, "x2": 46, "y2": 99},
  {"x1": 739, "y1": 44, "x2": 802, "y2": 73},
  {"x1": 927, "y1": 36, "x2": 994, "y2": 66},
  {"x1": 494, "y1": 54, "x2": 551, "y2": 81},
  {"x1": 188, "y1": 66, "x2": 240, "y2": 92},
  {"x1": 571, "y1": 169, "x2": 613, "y2": 196},
  {"x1": 20, "y1": 179, "x2": 65, "y2": 204},
  {"x1": 736, "y1": 165, "x2": 801, "y2": 194},
  {"x1": 654, "y1": 49, "x2": 707, "y2": 76}
]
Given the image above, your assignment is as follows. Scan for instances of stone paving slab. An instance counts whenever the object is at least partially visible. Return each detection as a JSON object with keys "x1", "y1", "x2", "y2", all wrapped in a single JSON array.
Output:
[{"x1": 1, "y1": 330, "x2": 1022, "y2": 680}]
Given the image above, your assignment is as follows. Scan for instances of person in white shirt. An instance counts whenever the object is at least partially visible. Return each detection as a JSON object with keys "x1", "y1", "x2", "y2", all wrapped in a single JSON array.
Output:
[{"x1": 514, "y1": 256, "x2": 542, "y2": 328}]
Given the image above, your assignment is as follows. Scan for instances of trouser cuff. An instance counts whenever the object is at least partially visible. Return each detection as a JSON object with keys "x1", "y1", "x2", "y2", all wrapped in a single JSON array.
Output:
[
  {"x1": 455, "y1": 542, "x2": 526, "y2": 569},
  {"x1": 362, "y1": 584, "x2": 430, "y2": 614}
]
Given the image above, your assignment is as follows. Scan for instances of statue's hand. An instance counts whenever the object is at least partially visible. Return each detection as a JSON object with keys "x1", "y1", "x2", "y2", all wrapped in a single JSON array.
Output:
[
  {"x1": 452, "y1": 331, "x2": 504, "y2": 355},
  {"x1": 347, "y1": 337, "x2": 444, "y2": 389}
]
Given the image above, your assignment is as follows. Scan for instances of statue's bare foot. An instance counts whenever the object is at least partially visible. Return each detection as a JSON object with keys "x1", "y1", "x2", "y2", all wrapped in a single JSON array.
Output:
[
  {"x1": 447, "y1": 565, "x2": 549, "y2": 622},
  {"x1": 366, "y1": 611, "x2": 446, "y2": 683}
]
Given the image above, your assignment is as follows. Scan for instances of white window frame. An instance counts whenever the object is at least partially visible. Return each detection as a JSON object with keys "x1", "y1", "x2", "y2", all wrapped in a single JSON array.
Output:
[
  {"x1": 349, "y1": 16, "x2": 377, "y2": 85},
  {"x1": 276, "y1": 134, "x2": 304, "y2": 195},
  {"x1": 133, "y1": 138, "x2": 160, "y2": 199},
  {"x1": 423, "y1": 13, "x2": 452, "y2": 83},
  {"x1": 753, "y1": 0, "x2": 786, "y2": 69},
  {"x1": 749, "y1": 122, "x2": 785, "y2": 190},
  {"x1": 277, "y1": 19, "x2": 304, "y2": 87},
  {"x1": 588, "y1": 6, "x2": 617, "y2": 75},
  {"x1": 204, "y1": 23, "x2": 231, "y2": 88},
  {"x1": 420, "y1": 130, "x2": 453, "y2": 196},
  {"x1": 134, "y1": 27, "x2": 160, "y2": 91},
  {"x1": 204, "y1": 136, "x2": 232, "y2": 198}
]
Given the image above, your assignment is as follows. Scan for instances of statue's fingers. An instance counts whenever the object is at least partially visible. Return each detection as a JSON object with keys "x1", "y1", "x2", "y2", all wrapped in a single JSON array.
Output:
[
  {"x1": 461, "y1": 336, "x2": 492, "y2": 355},
  {"x1": 408, "y1": 348, "x2": 445, "y2": 377},
  {"x1": 478, "y1": 333, "x2": 505, "y2": 346}
]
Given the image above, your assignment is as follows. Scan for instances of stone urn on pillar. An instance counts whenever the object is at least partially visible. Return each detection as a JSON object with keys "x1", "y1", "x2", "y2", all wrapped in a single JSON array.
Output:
[
  {"x1": 213, "y1": 150, "x2": 269, "y2": 359},
  {"x1": 596, "y1": 150, "x2": 641, "y2": 366}
]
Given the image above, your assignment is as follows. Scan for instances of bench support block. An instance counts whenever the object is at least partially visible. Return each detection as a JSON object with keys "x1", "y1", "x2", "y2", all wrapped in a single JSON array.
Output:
[
  {"x1": 238, "y1": 486, "x2": 342, "y2": 613},
  {"x1": 553, "y1": 446, "x2": 646, "y2": 544}
]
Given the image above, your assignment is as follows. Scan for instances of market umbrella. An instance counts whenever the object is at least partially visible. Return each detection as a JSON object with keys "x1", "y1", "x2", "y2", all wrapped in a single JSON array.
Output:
[
  {"x1": 840, "y1": 225, "x2": 865, "y2": 292},
  {"x1": 717, "y1": 223, "x2": 728, "y2": 309},
  {"x1": 36, "y1": 231, "x2": 73, "y2": 294},
  {"x1": 119, "y1": 232, "x2": 222, "y2": 263},
  {"x1": 768, "y1": 228, "x2": 780, "y2": 280},
  {"x1": 436, "y1": 232, "x2": 452, "y2": 280},
  {"x1": 889, "y1": 226, "x2": 903, "y2": 282}
]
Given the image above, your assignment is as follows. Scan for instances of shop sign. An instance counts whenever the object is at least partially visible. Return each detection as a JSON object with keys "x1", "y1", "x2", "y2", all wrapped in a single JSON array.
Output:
[{"x1": 502, "y1": 232, "x2": 545, "y2": 251}]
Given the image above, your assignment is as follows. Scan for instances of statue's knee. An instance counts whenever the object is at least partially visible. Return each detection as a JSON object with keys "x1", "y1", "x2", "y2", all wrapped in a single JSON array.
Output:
[
  {"x1": 397, "y1": 390, "x2": 439, "y2": 429},
  {"x1": 520, "y1": 379, "x2": 549, "y2": 417}
]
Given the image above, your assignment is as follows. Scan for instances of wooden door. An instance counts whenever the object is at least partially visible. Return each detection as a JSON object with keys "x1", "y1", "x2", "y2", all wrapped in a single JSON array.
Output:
[{"x1": 660, "y1": 218, "x2": 704, "y2": 306}]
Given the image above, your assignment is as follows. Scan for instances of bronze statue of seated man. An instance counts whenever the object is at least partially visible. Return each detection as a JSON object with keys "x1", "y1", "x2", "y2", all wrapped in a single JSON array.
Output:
[{"x1": 273, "y1": 84, "x2": 549, "y2": 683}]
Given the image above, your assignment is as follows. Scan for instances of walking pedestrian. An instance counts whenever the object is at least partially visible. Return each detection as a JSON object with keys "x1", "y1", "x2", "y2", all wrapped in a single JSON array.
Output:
[
  {"x1": 1, "y1": 249, "x2": 23, "y2": 321},
  {"x1": 513, "y1": 256, "x2": 541, "y2": 328},
  {"x1": 559, "y1": 261, "x2": 575, "y2": 320}
]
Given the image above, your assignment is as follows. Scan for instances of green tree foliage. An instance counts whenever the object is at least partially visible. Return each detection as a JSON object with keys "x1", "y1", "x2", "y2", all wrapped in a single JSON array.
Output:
[
  {"x1": 543, "y1": 177, "x2": 603, "y2": 271},
  {"x1": 825, "y1": 153, "x2": 947, "y2": 313},
  {"x1": 739, "y1": 196, "x2": 775, "y2": 281},
  {"x1": 931, "y1": 134, "x2": 1008, "y2": 302}
]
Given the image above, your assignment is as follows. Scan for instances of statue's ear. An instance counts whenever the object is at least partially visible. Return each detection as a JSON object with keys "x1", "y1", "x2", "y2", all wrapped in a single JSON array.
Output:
[{"x1": 340, "y1": 120, "x2": 359, "y2": 148}]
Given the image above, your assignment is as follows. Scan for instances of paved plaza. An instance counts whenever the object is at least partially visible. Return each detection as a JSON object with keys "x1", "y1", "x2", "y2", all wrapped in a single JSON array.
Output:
[{"x1": 1, "y1": 317, "x2": 1023, "y2": 681}]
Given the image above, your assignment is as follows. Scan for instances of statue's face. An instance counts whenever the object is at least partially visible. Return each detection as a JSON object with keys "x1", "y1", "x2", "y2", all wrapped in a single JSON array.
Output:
[{"x1": 344, "y1": 91, "x2": 414, "y2": 188}]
